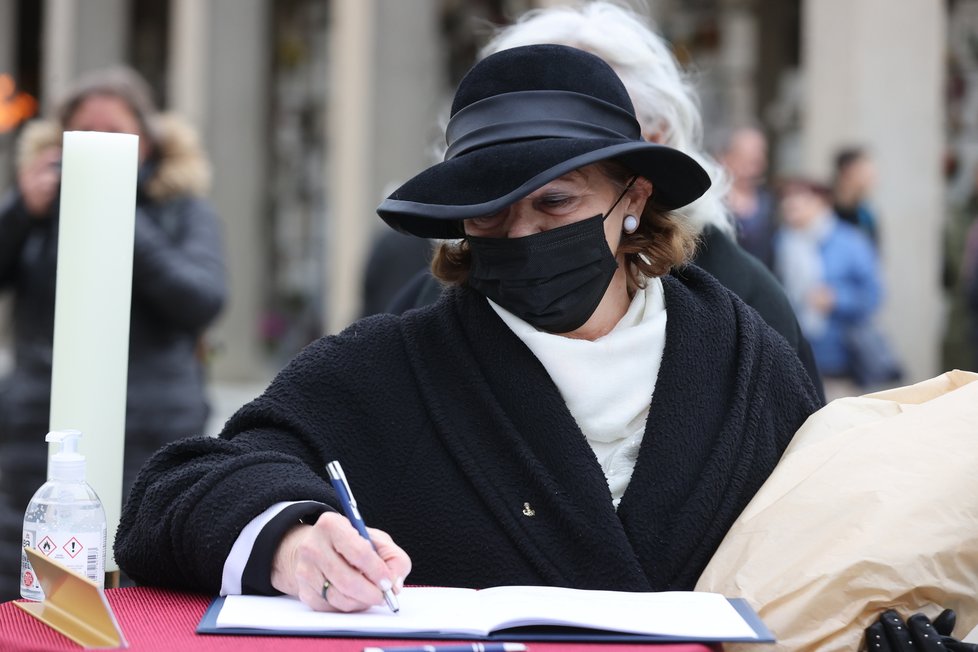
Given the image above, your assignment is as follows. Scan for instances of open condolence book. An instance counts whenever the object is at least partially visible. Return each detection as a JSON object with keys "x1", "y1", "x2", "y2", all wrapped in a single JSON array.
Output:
[{"x1": 198, "y1": 586, "x2": 774, "y2": 643}]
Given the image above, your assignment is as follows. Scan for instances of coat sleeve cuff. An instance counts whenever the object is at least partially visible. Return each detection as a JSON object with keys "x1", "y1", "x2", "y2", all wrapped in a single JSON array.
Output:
[{"x1": 221, "y1": 501, "x2": 332, "y2": 596}]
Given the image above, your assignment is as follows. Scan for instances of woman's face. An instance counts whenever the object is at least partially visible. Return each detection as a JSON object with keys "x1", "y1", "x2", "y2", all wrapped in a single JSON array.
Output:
[
  {"x1": 780, "y1": 187, "x2": 826, "y2": 228},
  {"x1": 66, "y1": 94, "x2": 152, "y2": 163},
  {"x1": 463, "y1": 165, "x2": 651, "y2": 251},
  {"x1": 462, "y1": 164, "x2": 652, "y2": 339}
]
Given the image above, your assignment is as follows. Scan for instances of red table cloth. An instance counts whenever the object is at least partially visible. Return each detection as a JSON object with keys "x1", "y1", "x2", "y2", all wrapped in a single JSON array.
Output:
[{"x1": 0, "y1": 587, "x2": 721, "y2": 651}]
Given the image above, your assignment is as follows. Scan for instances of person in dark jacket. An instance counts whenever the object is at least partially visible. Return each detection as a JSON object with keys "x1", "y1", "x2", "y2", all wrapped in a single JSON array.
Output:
[
  {"x1": 115, "y1": 45, "x2": 820, "y2": 615},
  {"x1": 832, "y1": 146, "x2": 880, "y2": 247},
  {"x1": 360, "y1": 229, "x2": 432, "y2": 317},
  {"x1": 0, "y1": 66, "x2": 226, "y2": 599},
  {"x1": 969, "y1": 221, "x2": 978, "y2": 369},
  {"x1": 387, "y1": 1, "x2": 824, "y2": 402}
]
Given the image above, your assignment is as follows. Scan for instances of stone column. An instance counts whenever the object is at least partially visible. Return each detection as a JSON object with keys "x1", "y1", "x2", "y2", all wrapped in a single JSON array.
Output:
[
  {"x1": 326, "y1": 0, "x2": 443, "y2": 333},
  {"x1": 41, "y1": 0, "x2": 129, "y2": 109},
  {"x1": 167, "y1": 0, "x2": 209, "y2": 134},
  {"x1": 718, "y1": 6, "x2": 758, "y2": 130},
  {"x1": 187, "y1": 0, "x2": 271, "y2": 382},
  {"x1": 801, "y1": 0, "x2": 945, "y2": 382},
  {"x1": 0, "y1": 0, "x2": 13, "y2": 76},
  {"x1": 326, "y1": 0, "x2": 376, "y2": 333},
  {"x1": 168, "y1": 0, "x2": 271, "y2": 382},
  {"x1": 372, "y1": 0, "x2": 442, "y2": 218}
]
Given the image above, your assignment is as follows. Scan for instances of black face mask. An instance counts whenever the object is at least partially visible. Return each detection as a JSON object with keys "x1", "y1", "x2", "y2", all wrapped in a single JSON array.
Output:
[{"x1": 466, "y1": 182, "x2": 634, "y2": 334}]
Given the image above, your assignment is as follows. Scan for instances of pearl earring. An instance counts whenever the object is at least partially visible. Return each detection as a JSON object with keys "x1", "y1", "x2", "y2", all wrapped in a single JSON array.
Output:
[{"x1": 623, "y1": 214, "x2": 639, "y2": 234}]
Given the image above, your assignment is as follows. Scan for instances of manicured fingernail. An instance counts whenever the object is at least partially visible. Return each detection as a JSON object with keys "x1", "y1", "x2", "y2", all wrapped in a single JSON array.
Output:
[
  {"x1": 379, "y1": 578, "x2": 393, "y2": 592},
  {"x1": 395, "y1": 576, "x2": 405, "y2": 591}
]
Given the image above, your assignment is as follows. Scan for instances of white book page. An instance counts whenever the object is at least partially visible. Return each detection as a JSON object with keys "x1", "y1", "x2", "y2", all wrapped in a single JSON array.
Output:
[
  {"x1": 476, "y1": 586, "x2": 758, "y2": 639},
  {"x1": 215, "y1": 587, "x2": 760, "y2": 640},
  {"x1": 216, "y1": 588, "x2": 492, "y2": 635}
]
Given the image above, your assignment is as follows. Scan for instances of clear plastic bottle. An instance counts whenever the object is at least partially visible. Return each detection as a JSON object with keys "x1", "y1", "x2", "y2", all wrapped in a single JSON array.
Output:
[{"x1": 20, "y1": 429, "x2": 107, "y2": 600}]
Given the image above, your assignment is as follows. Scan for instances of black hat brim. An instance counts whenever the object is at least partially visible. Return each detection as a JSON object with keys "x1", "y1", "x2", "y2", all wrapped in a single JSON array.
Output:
[{"x1": 377, "y1": 138, "x2": 711, "y2": 239}]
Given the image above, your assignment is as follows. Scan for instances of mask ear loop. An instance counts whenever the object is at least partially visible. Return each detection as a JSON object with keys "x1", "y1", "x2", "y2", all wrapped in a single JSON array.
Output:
[{"x1": 604, "y1": 175, "x2": 638, "y2": 222}]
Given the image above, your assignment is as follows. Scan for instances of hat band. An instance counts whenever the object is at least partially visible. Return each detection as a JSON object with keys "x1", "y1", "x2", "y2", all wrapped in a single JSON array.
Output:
[{"x1": 444, "y1": 89, "x2": 642, "y2": 160}]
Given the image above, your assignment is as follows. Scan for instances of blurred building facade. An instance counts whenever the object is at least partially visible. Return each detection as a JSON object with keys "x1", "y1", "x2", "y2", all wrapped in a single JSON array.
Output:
[{"x1": 0, "y1": 0, "x2": 956, "y2": 386}]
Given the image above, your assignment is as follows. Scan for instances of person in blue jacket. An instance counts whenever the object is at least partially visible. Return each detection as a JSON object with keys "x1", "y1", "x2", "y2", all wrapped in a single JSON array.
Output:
[{"x1": 774, "y1": 178, "x2": 888, "y2": 381}]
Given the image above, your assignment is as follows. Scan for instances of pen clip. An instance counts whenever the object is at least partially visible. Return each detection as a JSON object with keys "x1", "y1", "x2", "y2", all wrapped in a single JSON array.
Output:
[{"x1": 327, "y1": 460, "x2": 357, "y2": 509}]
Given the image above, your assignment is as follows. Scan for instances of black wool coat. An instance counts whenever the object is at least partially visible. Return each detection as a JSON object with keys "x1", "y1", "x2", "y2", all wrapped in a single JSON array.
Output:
[{"x1": 115, "y1": 266, "x2": 821, "y2": 595}]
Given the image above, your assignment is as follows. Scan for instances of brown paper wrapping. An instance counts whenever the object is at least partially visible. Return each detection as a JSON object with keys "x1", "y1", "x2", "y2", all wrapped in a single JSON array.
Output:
[{"x1": 695, "y1": 371, "x2": 978, "y2": 651}]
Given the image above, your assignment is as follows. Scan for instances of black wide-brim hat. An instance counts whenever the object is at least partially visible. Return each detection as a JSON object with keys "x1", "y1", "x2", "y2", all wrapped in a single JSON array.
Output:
[{"x1": 377, "y1": 44, "x2": 711, "y2": 239}]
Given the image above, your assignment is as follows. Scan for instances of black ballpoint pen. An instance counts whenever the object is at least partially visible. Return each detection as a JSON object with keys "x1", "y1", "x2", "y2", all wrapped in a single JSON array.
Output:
[{"x1": 327, "y1": 460, "x2": 400, "y2": 613}]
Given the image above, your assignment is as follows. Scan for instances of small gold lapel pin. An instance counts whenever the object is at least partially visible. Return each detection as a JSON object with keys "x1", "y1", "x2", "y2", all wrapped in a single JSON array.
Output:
[{"x1": 522, "y1": 502, "x2": 536, "y2": 517}]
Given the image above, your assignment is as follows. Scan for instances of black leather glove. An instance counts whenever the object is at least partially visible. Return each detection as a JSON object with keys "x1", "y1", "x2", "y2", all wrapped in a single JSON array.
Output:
[{"x1": 865, "y1": 609, "x2": 978, "y2": 651}]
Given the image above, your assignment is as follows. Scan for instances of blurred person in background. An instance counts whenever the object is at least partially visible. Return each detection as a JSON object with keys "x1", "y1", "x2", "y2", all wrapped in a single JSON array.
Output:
[
  {"x1": 0, "y1": 66, "x2": 226, "y2": 599},
  {"x1": 360, "y1": 229, "x2": 432, "y2": 317},
  {"x1": 716, "y1": 125, "x2": 778, "y2": 270},
  {"x1": 390, "y1": 0, "x2": 823, "y2": 400},
  {"x1": 775, "y1": 178, "x2": 899, "y2": 392},
  {"x1": 941, "y1": 160, "x2": 978, "y2": 372},
  {"x1": 964, "y1": 214, "x2": 978, "y2": 370},
  {"x1": 832, "y1": 146, "x2": 880, "y2": 247}
]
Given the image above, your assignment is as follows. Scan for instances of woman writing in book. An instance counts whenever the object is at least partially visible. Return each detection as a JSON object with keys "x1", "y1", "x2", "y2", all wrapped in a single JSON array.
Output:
[{"x1": 115, "y1": 45, "x2": 820, "y2": 613}]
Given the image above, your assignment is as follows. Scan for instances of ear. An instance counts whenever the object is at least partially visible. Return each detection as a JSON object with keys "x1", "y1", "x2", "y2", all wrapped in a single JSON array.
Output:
[{"x1": 626, "y1": 176, "x2": 654, "y2": 213}]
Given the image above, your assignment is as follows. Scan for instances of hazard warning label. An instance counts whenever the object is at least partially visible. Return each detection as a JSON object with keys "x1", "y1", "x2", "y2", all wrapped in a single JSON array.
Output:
[
  {"x1": 37, "y1": 536, "x2": 56, "y2": 556},
  {"x1": 63, "y1": 536, "x2": 83, "y2": 558},
  {"x1": 21, "y1": 527, "x2": 106, "y2": 591}
]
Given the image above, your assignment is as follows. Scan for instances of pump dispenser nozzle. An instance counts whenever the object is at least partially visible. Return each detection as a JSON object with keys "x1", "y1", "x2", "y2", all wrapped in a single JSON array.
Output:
[{"x1": 46, "y1": 429, "x2": 86, "y2": 482}]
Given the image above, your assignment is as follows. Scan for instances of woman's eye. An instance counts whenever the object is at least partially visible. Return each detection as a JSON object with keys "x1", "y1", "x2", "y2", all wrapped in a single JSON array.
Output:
[{"x1": 537, "y1": 195, "x2": 575, "y2": 211}]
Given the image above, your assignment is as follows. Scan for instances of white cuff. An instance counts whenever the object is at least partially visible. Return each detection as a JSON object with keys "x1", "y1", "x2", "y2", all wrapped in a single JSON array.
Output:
[{"x1": 220, "y1": 501, "x2": 308, "y2": 596}]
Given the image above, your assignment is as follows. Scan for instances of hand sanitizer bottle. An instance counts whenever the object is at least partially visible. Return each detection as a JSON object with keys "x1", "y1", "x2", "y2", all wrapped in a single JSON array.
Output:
[{"x1": 20, "y1": 429, "x2": 107, "y2": 600}]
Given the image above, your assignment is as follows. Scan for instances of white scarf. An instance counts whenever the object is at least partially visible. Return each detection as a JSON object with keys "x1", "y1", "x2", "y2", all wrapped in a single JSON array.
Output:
[{"x1": 489, "y1": 279, "x2": 667, "y2": 508}]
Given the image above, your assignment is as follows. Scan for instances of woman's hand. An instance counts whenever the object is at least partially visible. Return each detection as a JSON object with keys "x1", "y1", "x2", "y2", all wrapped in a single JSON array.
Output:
[
  {"x1": 18, "y1": 147, "x2": 62, "y2": 217},
  {"x1": 270, "y1": 511, "x2": 412, "y2": 612}
]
